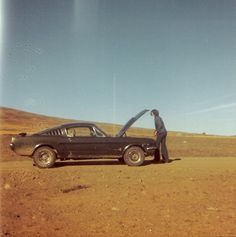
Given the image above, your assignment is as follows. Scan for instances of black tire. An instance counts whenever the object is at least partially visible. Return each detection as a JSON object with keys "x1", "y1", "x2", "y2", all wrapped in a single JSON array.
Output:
[
  {"x1": 123, "y1": 146, "x2": 145, "y2": 166},
  {"x1": 118, "y1": 158, "x2": 125, "y2": 164},
  {"x1": 33, "y1": 146, "x2": 56, "y2": 168}
]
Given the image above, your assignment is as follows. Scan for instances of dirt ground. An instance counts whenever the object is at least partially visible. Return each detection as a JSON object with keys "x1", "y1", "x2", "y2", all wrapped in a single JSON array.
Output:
[
  {"x1": 1, "y1": 156, "x2": 236, "y2": 237},
  {"x1": 1, "y1": 108, "x2": 236, "y2": 236}
]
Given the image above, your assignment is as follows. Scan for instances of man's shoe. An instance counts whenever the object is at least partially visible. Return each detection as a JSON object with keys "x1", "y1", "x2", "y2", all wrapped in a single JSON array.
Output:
[{"x1": 161, "y1": 160, "x2": 169, "y2": 163}]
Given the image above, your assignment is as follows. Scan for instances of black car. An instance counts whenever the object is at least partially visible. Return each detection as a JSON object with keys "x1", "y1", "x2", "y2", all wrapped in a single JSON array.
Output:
[{"x1": 10, "y1": 110, "x2": 157, "y2": 168}]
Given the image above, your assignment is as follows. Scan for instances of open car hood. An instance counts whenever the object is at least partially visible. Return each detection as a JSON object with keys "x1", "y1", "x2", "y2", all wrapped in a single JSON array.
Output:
[{"x1": 116, "y1": 109, "x2": 149, "y2": 137}]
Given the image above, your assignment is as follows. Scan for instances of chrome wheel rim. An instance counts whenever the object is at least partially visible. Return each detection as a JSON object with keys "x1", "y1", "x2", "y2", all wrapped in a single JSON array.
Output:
[
  {"x1": 128, "y1": 151, "x2": 141, "y2": 163},
  {"x1": 38, "y1": 150, "x2": 52, "y2": 165}
]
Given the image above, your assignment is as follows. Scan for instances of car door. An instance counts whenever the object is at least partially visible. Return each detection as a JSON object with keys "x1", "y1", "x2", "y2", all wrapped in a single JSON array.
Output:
[
  {"x1": 85, "y1": 126, "x2": 121, "y2": 156},
  {"x1": 65, "y1": 126, "x2": 97, "y2": 157},
  {"x1": 89, "y1": 136, "x2": 124, "y2": 157}
]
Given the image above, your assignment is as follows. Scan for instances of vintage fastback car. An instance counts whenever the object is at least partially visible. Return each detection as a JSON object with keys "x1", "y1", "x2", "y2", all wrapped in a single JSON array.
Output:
[{"x1": 10, "y1": 110, "x2": 157, "y2": 168}]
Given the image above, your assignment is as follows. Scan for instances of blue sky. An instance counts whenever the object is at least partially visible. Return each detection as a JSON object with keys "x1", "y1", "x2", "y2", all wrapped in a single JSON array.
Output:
[{"x1": 1, "y1": 0, "x2": 236, "y2": 135}]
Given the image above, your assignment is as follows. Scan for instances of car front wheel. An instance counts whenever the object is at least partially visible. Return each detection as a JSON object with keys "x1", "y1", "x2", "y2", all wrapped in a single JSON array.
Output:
[
  {"x1": 33, "y1": 146, "x2": 56, "y2": 168},
  {"x1": 123, "y1": 146, "x2": 145, "y2": 166}
]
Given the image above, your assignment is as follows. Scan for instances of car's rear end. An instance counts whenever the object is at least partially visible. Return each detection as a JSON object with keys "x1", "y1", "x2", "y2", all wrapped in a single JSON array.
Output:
[{"x1": 10, "y1": 133, "x2": 35, "y2": 156}]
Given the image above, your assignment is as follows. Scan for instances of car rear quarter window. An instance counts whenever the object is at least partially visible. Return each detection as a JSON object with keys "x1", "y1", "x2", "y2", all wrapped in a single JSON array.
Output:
[{"x1": 43, "y1": 129, "x2": 62, "y2": 136}]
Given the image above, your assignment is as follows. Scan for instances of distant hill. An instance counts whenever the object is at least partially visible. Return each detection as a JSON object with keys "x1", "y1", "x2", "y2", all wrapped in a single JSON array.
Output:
[
  {"x1": 1, "y1": 107, "x2": 236, "y2": 158},
  {"x1": 0, "y1": 107, "x2": 76, "y2": 134},
  {"x1": 0, "y1": 107, "x2": 229, "y2": 137},
  {"x1": 0, "y1": 107, "x2": 153, "y2": 137}
]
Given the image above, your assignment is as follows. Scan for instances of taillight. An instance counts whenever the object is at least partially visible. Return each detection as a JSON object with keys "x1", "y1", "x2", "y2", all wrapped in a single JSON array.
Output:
[{"x1": 11, "y1": 137, "x2": 16, "y2": 143}]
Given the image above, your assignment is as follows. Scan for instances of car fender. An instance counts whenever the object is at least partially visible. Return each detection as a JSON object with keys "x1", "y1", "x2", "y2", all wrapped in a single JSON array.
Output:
[
  {"x1": 122, "y1": 144, "x2": 145, "y2": 156},
  {"x1": 32, "y1": 144, "x2": 58, "y2": 156}
]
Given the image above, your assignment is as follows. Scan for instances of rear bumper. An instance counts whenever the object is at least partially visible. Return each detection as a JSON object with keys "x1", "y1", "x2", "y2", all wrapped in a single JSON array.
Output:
[{"x1": 9, "y1": 143, "x2": 14, "y2": 151}]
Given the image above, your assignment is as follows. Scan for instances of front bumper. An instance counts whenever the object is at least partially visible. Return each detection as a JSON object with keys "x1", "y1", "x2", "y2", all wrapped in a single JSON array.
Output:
[{"x1": 145, "y1": 146, "x2": 157, "y2": 156}]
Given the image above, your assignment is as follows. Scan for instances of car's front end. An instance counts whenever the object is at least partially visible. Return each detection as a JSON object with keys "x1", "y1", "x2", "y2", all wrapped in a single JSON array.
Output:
[
  {"x1": 120, "y1": 137, "x2": 157, "y2": 157},
  {"x1": 142, "y1": 142, "x2": 157, "y2": 156}
]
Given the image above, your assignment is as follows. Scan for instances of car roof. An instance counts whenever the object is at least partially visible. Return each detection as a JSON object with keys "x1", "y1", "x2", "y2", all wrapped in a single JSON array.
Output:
[
  {"x1": 36, "y1": 122, "x2": 98, "y2": 135},
  {"x1": 59, "y1": 122, "x2": 97, "y2": 128}
]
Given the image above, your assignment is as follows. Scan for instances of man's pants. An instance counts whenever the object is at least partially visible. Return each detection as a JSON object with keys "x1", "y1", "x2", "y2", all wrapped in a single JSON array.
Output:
[{"x1": 155, "y1": 132, "x2": 169, "y2": 162}]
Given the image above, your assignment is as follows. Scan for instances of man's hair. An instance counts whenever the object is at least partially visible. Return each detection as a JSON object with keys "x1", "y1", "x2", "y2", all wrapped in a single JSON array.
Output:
[{"x1": 151, "y1": 109, "x2": 159, "y2": 116}]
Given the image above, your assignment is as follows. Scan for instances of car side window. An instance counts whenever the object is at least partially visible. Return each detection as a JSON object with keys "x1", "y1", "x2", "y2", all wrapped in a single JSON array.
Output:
[
  {"x1": 66, "y1": 127, "x2": 93, "y2": 137},
  {"x1": 66, "y1": 128, "x2": 76, "y2": 137}
]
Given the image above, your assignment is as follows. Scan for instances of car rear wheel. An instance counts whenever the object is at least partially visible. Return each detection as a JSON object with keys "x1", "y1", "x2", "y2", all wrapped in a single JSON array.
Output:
[
  {"x1": 33, "y1": 146, "x2": 56, "y2": 168},
  {"x1": 123, "y1": 146, "x2": 145, "y2": 166}
]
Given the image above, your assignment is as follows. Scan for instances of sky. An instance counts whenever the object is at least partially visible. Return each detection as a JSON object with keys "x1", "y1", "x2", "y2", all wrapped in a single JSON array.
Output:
[{"x1": 1, "y1": 0, "x2": 236, "y2": 135}]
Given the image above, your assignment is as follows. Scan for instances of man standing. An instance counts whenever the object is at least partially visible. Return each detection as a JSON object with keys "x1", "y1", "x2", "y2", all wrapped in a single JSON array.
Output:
[{"x1": 151, "y1": 109, "x2": 169, "y2": 163}]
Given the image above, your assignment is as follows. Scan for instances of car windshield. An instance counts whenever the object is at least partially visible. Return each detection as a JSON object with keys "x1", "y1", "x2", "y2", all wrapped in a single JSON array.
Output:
[{"x1": 93, "y1": 126, "x2": 107, "y2": 137}]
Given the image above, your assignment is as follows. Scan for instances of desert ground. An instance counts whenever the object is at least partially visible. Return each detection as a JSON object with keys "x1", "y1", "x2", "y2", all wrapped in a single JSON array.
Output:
[{"x1": 1, "y1": 107, "x2": 236, "y2": 237}]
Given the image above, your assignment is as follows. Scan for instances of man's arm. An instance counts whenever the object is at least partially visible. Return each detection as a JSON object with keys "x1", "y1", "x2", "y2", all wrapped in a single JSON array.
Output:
[{"x1": 155, "y1": 117, "x2": 162, "y2": 133}]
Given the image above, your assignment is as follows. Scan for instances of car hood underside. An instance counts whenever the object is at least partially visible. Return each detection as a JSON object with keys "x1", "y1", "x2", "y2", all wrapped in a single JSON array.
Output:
[{"x1": 116, "y1": 109, "x2": 149, "y2": 137}]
